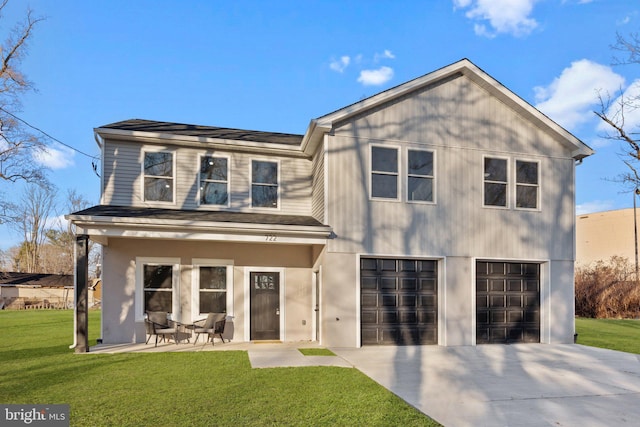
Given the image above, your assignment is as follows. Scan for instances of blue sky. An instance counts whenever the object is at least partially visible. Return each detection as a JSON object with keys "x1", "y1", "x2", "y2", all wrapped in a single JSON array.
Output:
[{"x1": 0, "y1": 0, "x2": 638, "y2": 250}]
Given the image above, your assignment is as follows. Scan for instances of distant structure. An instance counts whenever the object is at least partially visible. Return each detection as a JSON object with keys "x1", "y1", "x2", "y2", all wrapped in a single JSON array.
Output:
[{"x1": 576, "y1": 208, "x2": 639, "y2": 266}]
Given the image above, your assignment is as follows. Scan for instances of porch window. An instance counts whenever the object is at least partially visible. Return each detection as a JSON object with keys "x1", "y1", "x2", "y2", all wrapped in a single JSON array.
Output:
[
  {"x1": 408, "y1": 149, "x2": 434, "y2": 202},
  {"x1": 143, "y1": 151, "x2": 174, "y2": 202},
  {"x1": 483, "y1": 157, "x2": 508, "y2": 207},
  {"x1": 198, "y1": 266, "x2": 227, "y2": 313},
  {"x1": 199, "y1": 155, "x2": 229, "y2": 206},
  {"x1": 515, "y1": 160, "x2": 539, "y2": 209},
  {"x1": 252, "y1": 160, "x2": 278, "y2": 208},
  {"x1": 371, "y1": 146, "x2": 399, "y2": 199},
  {"x1": 143, "y1": 264, "x2": 174, "y2": 313}
]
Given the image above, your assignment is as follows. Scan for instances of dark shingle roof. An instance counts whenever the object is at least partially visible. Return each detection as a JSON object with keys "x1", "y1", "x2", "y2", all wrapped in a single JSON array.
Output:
[
  {"x1": 98, "y1": 119, "x2": 303, "y2": 146},
  {"x1": 0, "y1": 272, "x2": 73, "y2": 287},
  {"x1": 70, "y1": 205, "x2": 326, "y2": 228}
]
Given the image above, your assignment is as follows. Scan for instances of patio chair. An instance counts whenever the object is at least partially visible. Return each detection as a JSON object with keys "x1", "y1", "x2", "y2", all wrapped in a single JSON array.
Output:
[
  {"x1": 192, "y1": 313, "x2": 227, "y2": 346},
  {"x1": 145, "y1": 311, "x2": 180, "y2": 347}
]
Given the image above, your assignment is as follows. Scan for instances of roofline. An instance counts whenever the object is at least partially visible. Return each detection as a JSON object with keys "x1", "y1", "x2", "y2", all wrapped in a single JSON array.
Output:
[
  {"x1": 305, "y1": 58, "x2": 594, "y2": 160},
  {"x1": 66, "y1": 213, "x2": 333, "y2": 235},
  {"x1": 94, "y1": 127, "x2": 310, "y2": 158}
]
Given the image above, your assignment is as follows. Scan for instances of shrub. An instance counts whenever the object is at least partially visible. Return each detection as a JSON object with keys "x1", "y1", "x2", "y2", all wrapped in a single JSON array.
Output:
[{"x1": 575, "y1": 256, "x2": 640, "y2": 318}]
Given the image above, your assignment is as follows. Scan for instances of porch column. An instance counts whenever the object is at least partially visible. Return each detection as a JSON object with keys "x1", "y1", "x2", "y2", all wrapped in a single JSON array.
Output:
[{"x1": 75, "y1": 234, "x2": 89, "y2": 353}]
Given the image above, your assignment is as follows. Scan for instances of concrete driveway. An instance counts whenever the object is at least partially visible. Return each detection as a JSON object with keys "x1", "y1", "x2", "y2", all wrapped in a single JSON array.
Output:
[{"x1": 333, "y1": 344, "x2": 640, "y2": 427}]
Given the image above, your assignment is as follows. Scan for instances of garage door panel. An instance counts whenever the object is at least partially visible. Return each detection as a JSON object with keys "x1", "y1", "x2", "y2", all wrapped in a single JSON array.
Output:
[
  {"x1": 361, "y1": 257, "x2": 437, "y2": 345},
  {"x1": 361, "y1": 294, "x2": 378, "y2": 307},
  {"x1": 477, "y1": 261, "x2": 540, "y2": 344},
  {"x1": 401, "y1": 278, "x2": 417, "y2": 290},
  {"x1": 381, "y1": 278, "x2": 396, "y2": 290},
  {"x1": 419, "y1": 294, "x2": 437, "y2": 307},
  {"x1": 490, "y1": 279, "x2": 505, "y2": 292}
]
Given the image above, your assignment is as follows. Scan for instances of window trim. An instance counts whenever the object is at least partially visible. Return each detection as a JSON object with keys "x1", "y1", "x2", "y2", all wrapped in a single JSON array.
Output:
[
  {"x1": 514, "y1": 158, "x2": 541, "y2": 211},
  {"x1": 406, "y1": 148, "x2": 436, "y2": 204},
  {"x1": 482, "y1": 155, "x2": 510, "y2": 209},
  {"x1": 250, "y1": 158, "x2": 281, "y2": 210},
  {"x1": 191, "y1": 258, "x2": 234, "y2": 322},
  {"x1": 369, "y1": 144, "x2": 401, "y2": 201},
  {"x1": 135, "y1": 257, "x2": 181, "y2": 322},
  {"x1": 141, "y1": 149, "x2": 176, "y2": 205},
  {"x1": 197, "y1": 154, "x2": 231, "y2": 208}
]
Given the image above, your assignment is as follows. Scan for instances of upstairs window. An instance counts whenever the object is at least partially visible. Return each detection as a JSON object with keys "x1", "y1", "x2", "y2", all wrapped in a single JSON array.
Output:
[
  {"x1": 252, "y1": 160, "x2": 278, "y2": 208},
  {"x1": 408, "y1": 149, "x2": 434, "y2": 203},
  {"x1": 199, "y1": 156, "x2": 229, "y2": 206},
  {"x1": 371, "y1": 146, "x2": 399, "y2": 199},
  {"x1": 143, "y1": 151, "x2": 174, "y2": 202},
  {"x1": 516, "y1": 160, "x2": 539, "y2": 209},
  {"x1": 483, "y1": 157, "x2": 508, "y2": 207}
]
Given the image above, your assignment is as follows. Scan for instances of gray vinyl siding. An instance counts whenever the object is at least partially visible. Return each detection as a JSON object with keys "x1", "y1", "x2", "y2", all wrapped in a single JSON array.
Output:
[
  {"x1": 101, "y1": 139, "x2": 313, "y2": 216},
  {"x1": 311, "y1": 147, "x2": 325, "y2": 222},
  {"x1": 326, "y1": 73, "x2": 576, "y2": 261}
]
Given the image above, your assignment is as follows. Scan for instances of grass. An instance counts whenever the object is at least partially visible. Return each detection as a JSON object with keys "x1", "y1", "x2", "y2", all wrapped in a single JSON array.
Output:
[
  {"x1": 298, "y1": 348, "x2": 336, "y2": 356},
  {"x1": 0, "y1": 310, "x2": 439, "y2": 426},
  {"x1": 575, "y1": 317, "x2": 640, "y2": 354}
]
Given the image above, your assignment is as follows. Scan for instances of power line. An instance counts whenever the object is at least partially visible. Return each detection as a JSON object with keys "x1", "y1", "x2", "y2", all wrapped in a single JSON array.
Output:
[{"x1": 0, "y1": 107, "x2": 100, "y2": 160}]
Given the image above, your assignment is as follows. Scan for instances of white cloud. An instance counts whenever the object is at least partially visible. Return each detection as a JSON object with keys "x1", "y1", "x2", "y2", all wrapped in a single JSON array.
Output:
[
  {"x1": 453, "y1": 0, "x2": 539, "y2": 37},
  {"x1": 357, "y1": 66, "x2": 394, "y2": 86},
  {"x1": 33, "y1": 143, "x2": 75, "y2": 169},
  {"x1": 576, "y1": 200, "x2": 615, "y2": 215},
  {"x1": 329, "y1": 56, "x2": 351, "y2": 73},
  {"x1": 374, "y1": 49, "x2": 395, "y2": 62},
  {"x1": 534, "y1": 59, "x2": 625, "y2": 130}
]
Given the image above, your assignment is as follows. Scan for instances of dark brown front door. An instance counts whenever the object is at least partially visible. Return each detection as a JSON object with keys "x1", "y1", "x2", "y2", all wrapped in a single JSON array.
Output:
[{"x1": 250, "y1": 272, "x2": 280, "y2": 340}]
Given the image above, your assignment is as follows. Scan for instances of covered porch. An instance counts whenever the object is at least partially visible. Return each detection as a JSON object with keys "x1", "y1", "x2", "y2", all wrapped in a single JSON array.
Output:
[{"x1": 67, "y1": 206, "x2": 332, "y2": 353}]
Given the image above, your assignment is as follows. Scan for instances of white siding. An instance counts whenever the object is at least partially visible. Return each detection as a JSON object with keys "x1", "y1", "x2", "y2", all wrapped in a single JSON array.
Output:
[
  {"x1": 326, "y1": 73, "x2": 577, "y2": 261},
  {"x1": 101, "y1": 139, "x2": 313, "y2": 216},
  {"x1": 311, "y1": 147, "x2": 325, "y2": 222}
]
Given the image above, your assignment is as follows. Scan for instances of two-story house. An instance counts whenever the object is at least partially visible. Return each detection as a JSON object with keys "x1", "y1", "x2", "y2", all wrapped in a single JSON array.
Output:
[{"x1": 67, "y1": 59, "x2": 593, "y2": 351}]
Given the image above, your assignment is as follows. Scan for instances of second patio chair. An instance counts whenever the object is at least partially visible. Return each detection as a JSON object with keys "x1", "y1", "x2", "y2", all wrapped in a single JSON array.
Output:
[{"x1": 192, "y1": 313, "x2": 227, "y2": 345}]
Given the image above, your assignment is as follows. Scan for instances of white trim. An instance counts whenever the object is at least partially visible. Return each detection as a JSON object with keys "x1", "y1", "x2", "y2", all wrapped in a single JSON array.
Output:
[
  {"x1": 191, "y1": 258, "x2": 234, "y2": 322},
  {"x1": 243, "y1": 267, "x2": 286, "y2": 341},
  {"x1": 197, "y1": 154, "x2": 231, "y2": 208},
  {"x1": 141, "y1": 149, "x2": 177, "y2": 206},
  {"x1": 514, "y1": 158, "x2": 541, "y2": 212},
  {"x1": 323, "y1": 135, "x2": 330, "y2": 225},
  {"x1": 406, "y1": 147, "x2": 436, "y2": 205},
  {"x1": 369, "y1": 144, "x2": 401, "y2": 201},
  {"x1": 482, "y1": 154, "x2": 510, "y2": 209},
  {"x1": 135, "y1": 257, "x2": 181, "y2": 322},
  {"x1": 250, "y1": 158, "x2": 281, "y2": 210}
]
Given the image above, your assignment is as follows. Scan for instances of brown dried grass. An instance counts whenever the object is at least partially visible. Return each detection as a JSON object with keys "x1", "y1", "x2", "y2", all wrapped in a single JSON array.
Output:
[{"x1": 575, "y1": 256, "x2": 640, "y2": 318}]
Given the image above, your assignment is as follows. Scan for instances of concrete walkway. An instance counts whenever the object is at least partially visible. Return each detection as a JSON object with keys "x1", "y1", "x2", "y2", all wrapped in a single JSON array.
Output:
[{"x1": 332, "y1": 344, "x2": 640, "y2": 427}]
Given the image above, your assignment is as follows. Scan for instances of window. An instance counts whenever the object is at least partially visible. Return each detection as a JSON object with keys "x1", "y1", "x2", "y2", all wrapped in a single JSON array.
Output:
[
  {"x1": 143, "y1": 264, "x2": 174, "y2": 312},
  {"x1": 408, "y1": 149, "x2": 434, "y2": 202},
  {"x1": 143, "y1": 151, "x2": 174, "y2": 202},
  {"x1": 371, "y1": 146, "x2": 399, "y2": 199},
  {"x1": 484, "y1": 157, "x2": 508, "y2": 207},
  {"x1": 516, "y1": 160, "x2": 539, "y2": 209},
  {"x1": 252, "y1": 160, "x2": 278, "y2": 208},
  {"x1": 197, "y1": 266, "x2": 227, "y2": 314},
  {"x1": 199, "y1": 156, "x2": 229, "y2": 206}
]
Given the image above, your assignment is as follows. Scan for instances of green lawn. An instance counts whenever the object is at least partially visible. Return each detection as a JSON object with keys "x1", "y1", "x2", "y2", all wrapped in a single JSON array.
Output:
[
  {"x1": 575, "y1": 317, "x2": 640, "y2": 354},
  {"x1": 0, "y1": 310, "x2": 438, "y2": 426}
]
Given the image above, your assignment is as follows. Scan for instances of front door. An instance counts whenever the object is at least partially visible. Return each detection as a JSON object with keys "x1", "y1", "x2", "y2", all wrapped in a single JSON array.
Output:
[{"x1": 250, "y1": 272, "x2": 280, "y2": 340}]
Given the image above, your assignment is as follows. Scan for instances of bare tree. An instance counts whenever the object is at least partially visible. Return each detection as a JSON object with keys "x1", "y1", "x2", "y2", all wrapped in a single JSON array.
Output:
[
  {"x1": 0, "y1": 1, "x2": 46, "y2": 222},
  {"x1": 595, "y1": 32, "x2": 640, "y2": 190},
  {"x1": 9, "y1": 183, "x2": 56, "y2": 272}
]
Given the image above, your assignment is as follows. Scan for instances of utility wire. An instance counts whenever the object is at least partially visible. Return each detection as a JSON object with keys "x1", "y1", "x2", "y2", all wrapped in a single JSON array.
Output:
[{"x1": 0, "y1": 107, "x2": 100, "y2": 160}]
